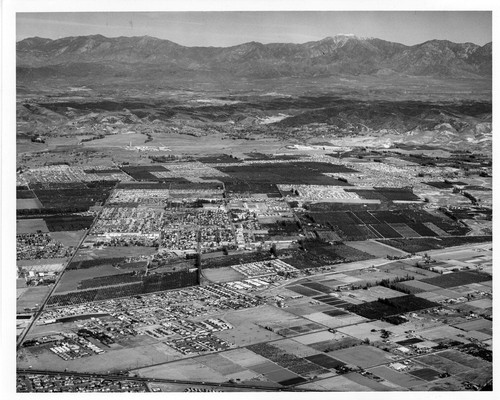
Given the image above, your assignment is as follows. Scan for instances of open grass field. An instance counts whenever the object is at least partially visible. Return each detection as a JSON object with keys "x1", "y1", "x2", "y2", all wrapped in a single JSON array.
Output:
[
  {"x1": 337, "y1": 321, "x2": 394, "y2": 342},
  {"x1": 341, "y1": 268, "x2": 399, "y2": 284},
  {"x1": 368, "y1": 365, "x2": 425, "y2": 388},
  {"x1": 16, "y1": 286, "x2": 52, "y2": 313},
  {"x1": 292, "y1": 331, "x2": 341, "y2": 346},
  {"x1": 134, "y1": 358, "x2": 235, "y2": 383},
  {"x1": 202, "y1": 267, "x2": 246, "y2": 283},
  {"x1": 303, "y1": 312, "x2": 367, "y2": 330},
  {"x1": 213, "y1": 320, "x2": 280, "y2": 347},
  {"x1": 415, "y1": 354, "x2": 472, "y2": 375},
  {"x1": 345, "y1": 241, "x2": 406, "y2": 258},
  {"x1": 74, "y1": 246, "x2": 157, "y2": 260},
  {"x1": 410, "y1": 376, "x2": 465, "y2": 391},
  {"x1": 196, "y1": 353, "x2": 247, "y2": 375},
  {"x1": 298, "y1": 374, "x2": 372, "y2": 391},
  {"x1": 387, "y1": 264, "x2": 440, "y2": 279},
  {"x1": 455, "y1": 366, "x2": 493, "y2": 387},
  {"x1": 343, "y1": 371, "x2": 395, "y2": 391},
  {"x1": 396, "y1": 280, "x2": 442, "y2": 293},
  {"x1": 83, "y1": 133, "x2": 155, "y2": 148},
  {"x1": 220, "y1": 348, "x2": 270, "y2": 368},
  {"x1": 272, "y1": 338, "x2": 321, "y2": 358},
  {"x1": 346, "y1": 286, "x2": 406, "y2": 303},
  {"x1": 430, "y1": 288, "x2": 462, "y2": 299},
  {"x1": 466, "y1": 298, "x2": 492, "y2": 310},
  {"x1": 17, "y1": 257, "x2": 68, "y2": 268},
  {"x1": 414, "y1": 291, "x2": 449, "y2": 302},
  {"x1": 258, "y1": 367, "x2": 301, "y2": 384},
  {"x1": 55, "y1": 264, "x2": 135, "y2": 293},
  {"x1": 437, "y1": 349, "x2": 491, "y2": 369},
  {"x1": 17, "y1": 198, "x2": 43, "y2": 210},
  {"x1": 327, "y1": 345, "x2": 399, "y2": 369},
  {"x1": 16, "y1": 288, "x2": 29, "y2": 300},
  {"x1": 17, "y1": 278, "x2": 28, "y2": 289},
  {"x1": 430, "y1": 247, "x2": 491, "y2": 261},
  {"x1": 85, "y1": 131, "x2": 287, "y2": 157},
  {"x1": 17, "y1": 218, "x2": 49, "y2": 234},
  {"x1": 421, "y1": 270, "x2": 491, "y2": 289},
  {"x1": 219, "y1": 304, "x2": 318, "y2": 336},
  {"x1": 452, "y1": 318, "x2": 492, "y2": 332},
  {"x1": 18, "y1": 341, "x2": 182, "y2": 374},
  {"x1": 17, "y1": 140, "x2": 49, "y2": 153},
  {"x1": 50, "y1": 231, "x2": 86, "y2": 247}
]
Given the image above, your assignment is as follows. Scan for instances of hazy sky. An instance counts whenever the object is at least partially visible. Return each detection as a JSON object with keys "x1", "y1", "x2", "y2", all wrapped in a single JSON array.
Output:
[{"x1": 17, "y1": 11, "x2": 491, "y2": 46}]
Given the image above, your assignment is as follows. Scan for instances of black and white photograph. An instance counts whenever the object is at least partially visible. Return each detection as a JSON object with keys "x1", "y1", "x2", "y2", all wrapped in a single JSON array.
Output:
[{"x1": 1, "y1": 0, "x2": 496, "y2": 396}]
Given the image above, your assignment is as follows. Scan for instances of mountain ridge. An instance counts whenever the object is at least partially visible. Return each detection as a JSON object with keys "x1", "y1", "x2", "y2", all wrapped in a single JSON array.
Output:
[{"x1": 17, "y1": 34, "x2": 492, "y2": 80}]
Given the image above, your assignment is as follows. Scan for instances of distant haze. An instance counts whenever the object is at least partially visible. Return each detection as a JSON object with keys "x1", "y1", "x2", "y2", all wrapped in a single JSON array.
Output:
[{"x1": 17, "y1": 11, "x2": 492, "y2": 47}]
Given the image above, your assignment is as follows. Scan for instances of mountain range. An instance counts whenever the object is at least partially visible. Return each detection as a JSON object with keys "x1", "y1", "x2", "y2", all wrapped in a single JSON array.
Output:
[{"x1": 17, "y1": 34, "x2": 492, "y2": 80}]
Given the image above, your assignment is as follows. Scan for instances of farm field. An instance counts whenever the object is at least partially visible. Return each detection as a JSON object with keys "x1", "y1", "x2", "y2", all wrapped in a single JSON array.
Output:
[
  {"x1": 16, "y1": 257, "x2": 68, "y2": 268},
  {"x1": 73, "y1": 246, "x2": 157, "y2": 260},
  {"x1": 368, "y1": 366, "x2": 425, "y2": 388},
  {"x1": 49, "y1": 231, "x2": 86, "y2": 247},
  {"x1": 17, "y1": 219, "x2": 49, "y2": 234},
  {"x1": 54, "y1": 264, "x2": 138, "y2": 293},
  {"x1": 327, "y1": 345, "x2": 400, "y2": 369},
  {"x1": 202, "y1": 267, "x2": 246, "y2": 282},
  {"x1": 345, "y1": 241, "x2": 407, "y2": 258},
  {"x1": 378, "y1": 236, "x2": 492, "y2": 254},
  {"x1": 18, "y1": 341, "x2": 181, "y2": 373},
  {"x1": 16, "y1": 286, "x2": 52, "y2": 313},
  {"x1": 17, "y1": 198, "x2": 43, "y2": 210},
  {"x1": 135, "y1": 358, "x2": 243, "y2": 383},
  {"x1": 213, "y1": 320, "x2": 281, "y2": 347},
  {"x1": 345, "y1": 295, "x2": 440, "y2": 320}
]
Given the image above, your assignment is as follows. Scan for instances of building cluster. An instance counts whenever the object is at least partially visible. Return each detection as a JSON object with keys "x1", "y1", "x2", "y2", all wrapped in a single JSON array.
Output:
[
  {"x1": 17, "y1": 374, "x2": 146, "y2": 392},
  {"x1": 23, "y1": 331, "x2": 105, "y2": 361},
  {"x1": 107, "y1": 189, "x2": 171, "y2": 205},
  {"x1": 228, "y1": 197, "x2": 297, "y2": 248},
  {"x1": 140, "y1": 317, "x2": 232, "y2": 340},
  {"x1": 91, "y1": 206, "x2": 164, "y2": 235},
  {"x1": 224, "y1": 274, "x2": 291, "y2": 292},
  {"x1": 335, "y1": 162, "x2": 461, "y2": 188},
  {"x1": 19, "y1": 165, "x2": 131, "y2": 184},
  {"x1": 166, "y1": 334, "x2": 232, "y2": 355},
  {"x1": 18, "y1": 263, "x2": 65, "y2": 287},
  {"x1": 29, "y1": 284, "x2": 265, "y2": 357},
  {"x1": 23, "y1": 270, "x2": 58, "y2": 286},
  {"x1": 160, "y1": 208, "x2": 235, "y2": 253},
  {"x1": 232, "y1": 259, "x2": 298, "y2": 278},
  {"x1": 17, "y1": 233, "x2": 74, "y2": 261},
  {"x1": 38, "y1": 283, "x2": 263, "y2": 333},
  {"x1": 150, "y1": 161, "x2": 229, "y2": 179},
  {"x1": 49, "y1": 338, "x2": 104, "y2": 360},
  {"x1": 279, "y1": 184, "x2": 361, "y2": 202}
]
